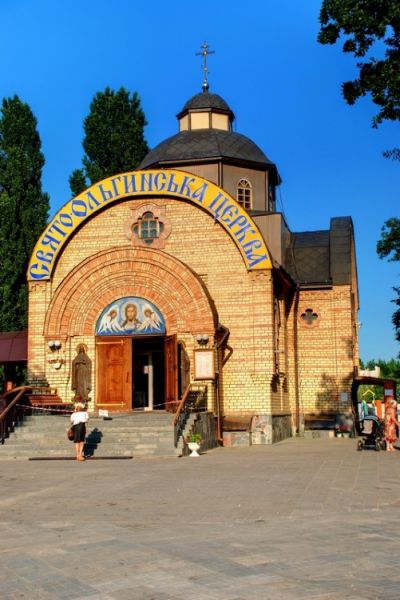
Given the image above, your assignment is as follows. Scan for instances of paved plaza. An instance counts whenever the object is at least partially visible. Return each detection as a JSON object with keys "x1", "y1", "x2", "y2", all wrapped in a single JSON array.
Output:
[{"x1": 1, "y1": 436, "x2": 400, "y2": 600}]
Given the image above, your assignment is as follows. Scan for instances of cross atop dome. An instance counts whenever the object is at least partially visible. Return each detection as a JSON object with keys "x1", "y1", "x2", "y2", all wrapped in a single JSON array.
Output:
[{"x1": 196, "y1": 42, "x2": 215, "y2": 92}]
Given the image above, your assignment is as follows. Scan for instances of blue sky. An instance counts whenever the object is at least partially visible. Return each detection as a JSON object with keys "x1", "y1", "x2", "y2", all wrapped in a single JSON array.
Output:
[{"x1": 1, "y1": 0, "x2": 398, "y2": 360}]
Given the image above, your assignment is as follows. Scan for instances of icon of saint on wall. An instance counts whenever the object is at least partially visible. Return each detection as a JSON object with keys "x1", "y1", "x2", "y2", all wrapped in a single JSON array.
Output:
[
  {"x1": 72, "y1": 344, "x2": 92, "y2": 402},
  {"x1": 121, "y1": 303, "x2": 141, "y2": 331}
]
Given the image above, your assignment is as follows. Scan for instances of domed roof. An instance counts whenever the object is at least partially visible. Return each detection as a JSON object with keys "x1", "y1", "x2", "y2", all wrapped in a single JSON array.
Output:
[
  {"x1": 140, "y1": 129, "x2": 275, "y2": 171},
  {"x1": 178, "y1": 91, "x2": 234, "y2": 119}
]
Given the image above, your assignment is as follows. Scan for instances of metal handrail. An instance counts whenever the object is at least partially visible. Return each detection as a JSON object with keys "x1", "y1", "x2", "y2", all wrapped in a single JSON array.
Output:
[
  {"x1": 0, "y1": 386, "x2": 33, "y2": 445},
  {"x1": 172, "y1": 384, "x2": 191, "y2": 427}
]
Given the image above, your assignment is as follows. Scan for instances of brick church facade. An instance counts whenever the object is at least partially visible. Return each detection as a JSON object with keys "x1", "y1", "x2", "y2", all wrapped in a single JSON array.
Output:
[{"x1": 27, "y1": 86, "x2": 359, "y2": 445}]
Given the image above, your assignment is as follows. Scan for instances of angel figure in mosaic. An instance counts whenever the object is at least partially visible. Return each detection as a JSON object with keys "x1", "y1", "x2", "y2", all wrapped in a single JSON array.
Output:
[
  {"x1": 97, "y1": 308, "x2": 123, "y2": 333},
  {"x1": 137, "y1": 306, "x2": 162, "y2": 332}
]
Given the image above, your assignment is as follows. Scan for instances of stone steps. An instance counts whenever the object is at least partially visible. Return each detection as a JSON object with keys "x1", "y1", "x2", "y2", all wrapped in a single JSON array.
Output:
[{"x1": 0, "y1": 413, "x2": 179, "y2": 459}]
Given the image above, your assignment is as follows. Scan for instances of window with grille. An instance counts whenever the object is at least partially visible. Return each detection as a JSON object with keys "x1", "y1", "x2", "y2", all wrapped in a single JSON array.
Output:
[
  {"x1": 132, "y1": 212, "x2": 164, "y2": 245},
  {"x1": 237, "y1": 179, "x2": 252, "y2": 209}
]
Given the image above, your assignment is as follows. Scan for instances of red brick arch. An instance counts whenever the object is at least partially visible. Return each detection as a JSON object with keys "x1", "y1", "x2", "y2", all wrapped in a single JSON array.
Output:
[{"x1": 44, "y1": 246, "x2": 217, "y2": 338}]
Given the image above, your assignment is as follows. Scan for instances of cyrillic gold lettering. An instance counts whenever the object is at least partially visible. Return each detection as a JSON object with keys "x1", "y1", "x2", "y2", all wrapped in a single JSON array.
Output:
[
  {"x1": 166, "y1": 174, "x2": 179, "y2": 193},
  {"x1": 97, "y1": 183, "x2": 114, "y2": 202},
  {"x1": 29, "y1": 263, "x2": 50, "y2": 279},
  {"x1": 220, "y1": 205, "x2": 239, "y2": 223},
  {"x1": 123, "y1": 174, "x2": 137, "y2": 194},
  {"x1": 248, "y1": 254, "x2": 268, "y2": 268},
  {"x1": 242, "y1": 239, "x2": 263, "y2": 252},
  {"x1": 41, "y1": 233, "x2": 61, "y2": 252},
  {"x1": 191, "y1": 182, "x2": 208, "y2": 203},
  {"x1": 140, "y1": 173, "x2": 153, "y2": 191},
  {"x1": 110, "y1": 176, "x2": 121, "y2": 196},
  {"x1": 242, "y1": 239, "x2": 268, "y2": 267},
  {"x1": 59, "y1": 213, "x2": 73, "y2": 227},
  {"x1": 36, "y1": 249, "x2": 54, "y2": 264},
  {"x1": 48, "y1": 221, "x2": 67, "y2": 236},
  {"x1": 71, "y1": 200, "x2": 87, "y2": 218},
  {"x1": 228, "y1": 216, "x2": 256, "y2": 242},
  {"x1": 208, "y1": 194, "x2": 227, "y2": 218},
  {"x1": 85, "y1": 191, "x2": 101, "y2": 210},
  {"x1": 179, "y1": 176, "x2": 195, "y2": 197},
  {"x1": 153, "y1": 172, "x2": 167, "y2": 191}
]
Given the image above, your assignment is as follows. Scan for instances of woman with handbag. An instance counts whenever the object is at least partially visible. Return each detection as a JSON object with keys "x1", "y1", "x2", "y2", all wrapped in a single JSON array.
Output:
[
  {"x1": 70, "y1": 398, "x2": 89, "y2": 461},
  {"x1": 384, "y1": 397, "x2": 399, "y2": 452}
]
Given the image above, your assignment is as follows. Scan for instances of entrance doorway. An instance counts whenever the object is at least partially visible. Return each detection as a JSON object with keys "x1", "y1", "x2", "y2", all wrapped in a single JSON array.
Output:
[
  {"x1": 96, "y1": 335, "x2": 178, "y2": 412},
  {"x1": 132, "y1": 338, "x2": 165, "y2": 410}
]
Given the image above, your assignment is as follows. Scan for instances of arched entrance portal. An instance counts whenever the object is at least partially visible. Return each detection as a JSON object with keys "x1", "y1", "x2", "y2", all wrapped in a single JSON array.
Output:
[
  {"x1": 95, "y1": 296, "x2": 171, "y2": 412},
  {"x1": 96, "y1": 335, "x2": 178, "y2": 412},
  {"x1": 44, "y1": 247, "x2": 217, "y2": 412}
]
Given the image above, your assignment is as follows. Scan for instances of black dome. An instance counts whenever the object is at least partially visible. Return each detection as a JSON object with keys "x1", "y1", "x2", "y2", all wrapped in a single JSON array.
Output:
[
  {"x1": 178, "y1": 92, "x2": 234, "y2": 119},
  {"x1": 140, "y1": 129, "x2": 273, "y2": 170}
]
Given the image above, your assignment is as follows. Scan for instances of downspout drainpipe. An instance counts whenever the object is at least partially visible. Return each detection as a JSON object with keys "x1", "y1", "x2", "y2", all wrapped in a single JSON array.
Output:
[{"x1": 214, "y1": 325, "x2": 230, "y2": 444}]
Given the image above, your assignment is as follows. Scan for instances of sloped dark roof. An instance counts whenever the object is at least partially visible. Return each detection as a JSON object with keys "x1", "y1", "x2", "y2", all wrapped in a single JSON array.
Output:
[
  {"x1": 285, "y1": 217, "x2": 354, "y2": 286},
  {"x1": 0, "y1": 331, "x2": 27, "y2": 363},
  {"x1": 178, "y1": 92, "x2": 234, "y2": 117},
  {"x1": 140, "y1": 129, "x2": 273, "y2": 170},
  {"x1": 286, "y1": 231, "x2": 331, "y2": 285},
  {"x1": 330, "y1": 217, "x2": 354, "y2": 285}
]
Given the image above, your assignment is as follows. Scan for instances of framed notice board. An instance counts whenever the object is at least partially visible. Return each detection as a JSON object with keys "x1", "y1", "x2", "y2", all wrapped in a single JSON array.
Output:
[{"x1": 194, "y1": 349, "x2": 215, "y2": 380}]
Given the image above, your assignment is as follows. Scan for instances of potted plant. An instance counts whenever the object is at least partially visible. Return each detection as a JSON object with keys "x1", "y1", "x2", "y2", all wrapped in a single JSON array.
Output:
[{"x1": 186, "y1": 433, "x2": 202, "y2": 457}]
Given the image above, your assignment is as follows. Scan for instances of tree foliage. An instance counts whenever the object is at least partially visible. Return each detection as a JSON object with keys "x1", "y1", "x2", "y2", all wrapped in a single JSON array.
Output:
[
  {"x1": 318, "y1": 0, "x2": 400, "y2": 131},
  {"x1": 377, "y1": 217, "x2": 400, "y2": 261},
  {"x1": 360, "y1": 357, "x2": 400, "y2": 398},
  {"x1": 0, "y1": 96, "x2": 49, "y2": 331},
  {"x1": 318, "y1": 3, "x2": 400, "y2": 344},
  {"x1": 70, "y1": 87, "x2": 149, "y2": 196},
  {"x1": 376, "y1": 218, "x2": 400, "y2": 342}
]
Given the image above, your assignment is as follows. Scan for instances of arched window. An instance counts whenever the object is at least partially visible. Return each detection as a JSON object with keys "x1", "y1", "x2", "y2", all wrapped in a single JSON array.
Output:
[
  {"x1": 237, "y1": 179, "x2": 252, "y2": 209},
  {"x1": 132, "y1": 212, "x2": 164, "y2": 245}
]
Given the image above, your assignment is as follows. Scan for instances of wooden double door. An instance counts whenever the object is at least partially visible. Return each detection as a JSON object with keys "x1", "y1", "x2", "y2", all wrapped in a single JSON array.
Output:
[{"x1": 96, "y1": 335, "x2": 177, "y2": 412}]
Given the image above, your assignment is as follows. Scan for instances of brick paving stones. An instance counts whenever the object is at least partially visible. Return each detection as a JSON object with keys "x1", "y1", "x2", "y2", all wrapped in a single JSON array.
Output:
[{"x1": 1, "y1": 437, "x2": 400, "y2": 599}]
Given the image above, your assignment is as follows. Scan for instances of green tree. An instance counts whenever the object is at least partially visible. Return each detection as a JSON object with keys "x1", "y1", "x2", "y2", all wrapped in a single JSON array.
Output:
[
  {"x1": 0, "y1": 95, "x2": 49, "y2": 331},
  {"x1": 70, "y1": 87, "x2": 149, "y2": 196},
  {"x1": 318, "y1": 0, "x2": 400, "y2": 141},
  {"x1": 377, "y1": 218, "x2": 400, "y2": 341},
  {"x1": 318, "y1": 2, "x2": 400, "y2": 342},
  {"x1": 359, "y1": 358, "x2": 400, "y2": 400}
]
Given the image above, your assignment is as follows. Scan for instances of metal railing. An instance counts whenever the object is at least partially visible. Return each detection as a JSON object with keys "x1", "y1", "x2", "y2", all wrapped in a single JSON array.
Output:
[
  {"x1": 0, "y1": 386, "x2": 33, "y2": 445},
  {"x1": 173, "y1": 384, "x2": 207, "y2": 447}
]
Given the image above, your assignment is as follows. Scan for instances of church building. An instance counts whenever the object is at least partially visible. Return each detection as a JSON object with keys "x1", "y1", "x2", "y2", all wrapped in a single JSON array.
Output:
[{"x1": 27, "y1": 58, "x2": 359, "y2": 446}]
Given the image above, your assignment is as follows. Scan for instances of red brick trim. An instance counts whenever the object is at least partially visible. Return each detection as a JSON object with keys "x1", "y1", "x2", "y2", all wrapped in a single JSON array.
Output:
[{"x1": 45, "y1": 246, "x2": 217, "y2": 337}]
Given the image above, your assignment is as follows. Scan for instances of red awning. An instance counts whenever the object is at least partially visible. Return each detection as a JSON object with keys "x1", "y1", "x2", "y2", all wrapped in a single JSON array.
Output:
[{"x1": 0, "y1": 331, "x2": 27, "y2": 363}]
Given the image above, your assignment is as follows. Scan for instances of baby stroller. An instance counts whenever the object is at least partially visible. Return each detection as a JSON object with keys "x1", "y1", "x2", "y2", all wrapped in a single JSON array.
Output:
[{"x1": 357, "y1": 415, "x2": 385, "y2": 451}]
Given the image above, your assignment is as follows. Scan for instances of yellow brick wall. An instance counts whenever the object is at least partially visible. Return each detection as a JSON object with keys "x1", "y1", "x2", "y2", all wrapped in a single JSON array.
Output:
[
  {"x1": 286, "y1": 287, "x2": 357, "y2": 417},
  {"x1": 28, "y1": 197, "x2": 278, "y2": 414},
  {"x1": 28, "y1": 195, "x2": 357, "y2": 421}
]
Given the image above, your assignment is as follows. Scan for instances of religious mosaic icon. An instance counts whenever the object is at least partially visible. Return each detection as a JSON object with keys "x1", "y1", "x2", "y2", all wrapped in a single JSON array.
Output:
[{"x1": 96, "y1": 297, "x2": 166, "y2": 335}]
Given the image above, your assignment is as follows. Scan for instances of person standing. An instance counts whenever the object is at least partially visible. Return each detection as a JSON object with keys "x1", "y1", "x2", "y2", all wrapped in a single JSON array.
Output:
[
  {"x1": 70, "y1": 400, "x2": 89, "y2": 461},
  {"x1": 384, "y1": 398, "x2": 399, "y2": 452}
]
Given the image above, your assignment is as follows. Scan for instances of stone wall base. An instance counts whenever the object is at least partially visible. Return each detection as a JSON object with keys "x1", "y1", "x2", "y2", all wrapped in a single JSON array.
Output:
[{"x1": 223, "y1": 413, "x2": 293, "y2": 447}]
